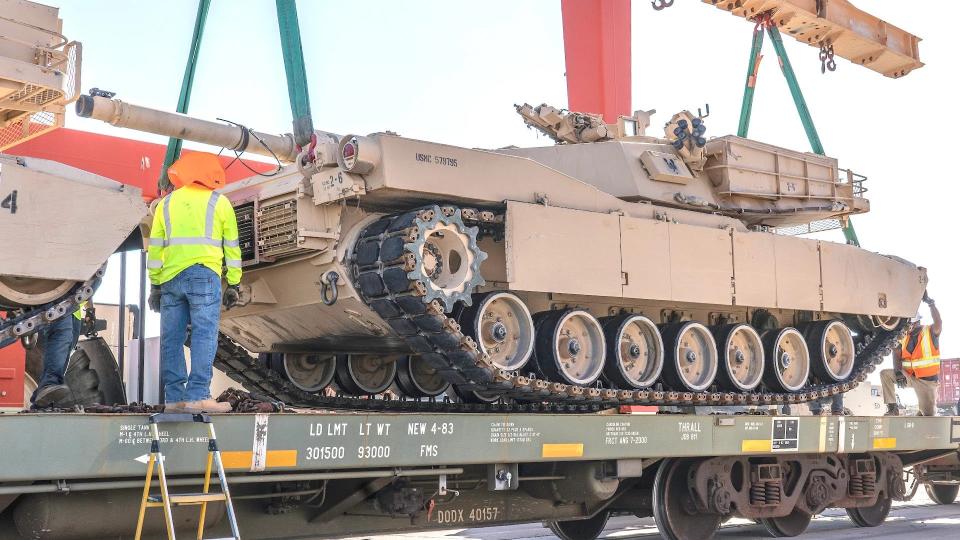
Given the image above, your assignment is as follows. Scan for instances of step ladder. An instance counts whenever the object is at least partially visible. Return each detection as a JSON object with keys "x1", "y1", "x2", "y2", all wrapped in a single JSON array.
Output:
[{"x1": 135, "y1": 412, "x2": 241, "y2": 540}]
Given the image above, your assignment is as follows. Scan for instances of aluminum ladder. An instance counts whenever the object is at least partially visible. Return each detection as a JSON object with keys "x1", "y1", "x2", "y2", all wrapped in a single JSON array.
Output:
[{"x1": 135, "y1": 412, "x2": 240, "y2": 540}]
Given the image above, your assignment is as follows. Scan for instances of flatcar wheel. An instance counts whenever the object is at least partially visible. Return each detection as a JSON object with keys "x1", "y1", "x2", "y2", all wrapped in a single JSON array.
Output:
[
  {"x1": 846, "y1": 496, "x2": 892, "y2": 527},
  {"x1": 394, "y1": 356, "x2": 450, "y2": 398},
  {"x1": 712, "y1": 323, "x2": 764, "y2": 392},
  {"x1": 600, "y1": 314, "x2": 663, "y2": 388},
  {"x1": 660, "y1": 322, "x2": 718, "y2": 392},
  {"x1": 532, "y1": 309, "x2": 606, "y2": 386},
  {"x1": 458, "y1": 291, "x2": 534, "y2": 371},
  {"x1": 279, "y1": 353, "x2": 336, "y2": 392},
  {"x1": 334, "y1": 354, "x2": 398, "y2": 395},
  {"x1": 760, "y1": 507, "x2": 813, "y2": 537},
  {"x1": 547, "y1": 511, "x2": 610, "y2": 540},
  {"x1": 762, "y1": 328, "x2": 810, "y2": 393},
  {"x1": 653, "y1": 459, "x2": 722, "y2": 540},
  {"x1": 926, "y1": 483, "x2": 960, "y2": 504},
  {"x1": 805, "y1": 320, "x2": 855, "y2": 382}
]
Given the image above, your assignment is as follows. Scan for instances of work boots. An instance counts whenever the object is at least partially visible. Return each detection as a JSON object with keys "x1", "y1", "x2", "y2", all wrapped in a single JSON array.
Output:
[
  {"x1": 885, "y1": 403, "x2": 900, "y2": 416},
  {"x1": 183, "y1": 399, "x2": 233, "y2": 413},
  {"x1": 31, "y1": 384, "x2": 74, "y2": 409},
  {"x1": 164, "y1": 399, "x2": 232, "y2": 413},
  {"x1": 163, "y1": 402, "x2": 188, "y2": 413}
]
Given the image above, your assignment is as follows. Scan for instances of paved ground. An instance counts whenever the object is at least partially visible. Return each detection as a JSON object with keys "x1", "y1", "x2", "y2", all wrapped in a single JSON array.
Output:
[{"x1": 355, "y1": 490, "x2": 960, "y2": 540}]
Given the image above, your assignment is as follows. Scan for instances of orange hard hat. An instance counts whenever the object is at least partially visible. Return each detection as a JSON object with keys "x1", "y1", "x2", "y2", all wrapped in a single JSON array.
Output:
[{"x1": 167, "y1": 152, "x2": 226, "y2": 190}]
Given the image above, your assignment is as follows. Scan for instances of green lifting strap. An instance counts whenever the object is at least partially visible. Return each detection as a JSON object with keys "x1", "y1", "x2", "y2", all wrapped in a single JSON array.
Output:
[
  {"x1": 736, "y1": 19, "x2": 860, "y2": 246},
  {"x1": 737, "y1": 24, "x2": 764, "y2": 139},
  {"x1": 276, "y1": 0, "x2": 314, "y2": 147},
  {"x1": 157, "y1": 0, "x2": 211, "y2": 195}
]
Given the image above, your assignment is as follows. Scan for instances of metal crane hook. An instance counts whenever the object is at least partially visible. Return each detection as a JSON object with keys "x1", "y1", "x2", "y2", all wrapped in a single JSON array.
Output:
[{"x1": 651, "y1": 0, "x2": 674, "y2": 11}]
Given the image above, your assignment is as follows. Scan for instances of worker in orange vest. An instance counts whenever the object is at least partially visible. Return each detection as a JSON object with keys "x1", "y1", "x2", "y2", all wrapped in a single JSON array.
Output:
[
  {"x1": 146, "y1": 152, "x2": 242, "y2": 414},
  {"x1": 881, "y1": 292, "x2": 942, "y2": 416}
]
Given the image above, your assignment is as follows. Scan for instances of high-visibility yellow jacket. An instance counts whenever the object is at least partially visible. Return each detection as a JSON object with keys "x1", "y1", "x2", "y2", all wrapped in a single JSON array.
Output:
[
  {"x1": 147, "y1": 185, "x2": 242, "y2": 286},
  {"x1": 72, "y1": 300, "x2": 86, "y2": 320},
  {"x1": 899, "y1": 325, "x2": 940, "y2": 379}
]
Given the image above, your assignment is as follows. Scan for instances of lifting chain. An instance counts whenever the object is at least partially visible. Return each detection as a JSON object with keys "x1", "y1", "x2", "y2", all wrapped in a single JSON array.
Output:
[
  {"x1": 651, "y1": 0, "x2": 674, "y2": 11},
  {"x1": 819, "y1": 42, "x2": 837, "y2": 73}
]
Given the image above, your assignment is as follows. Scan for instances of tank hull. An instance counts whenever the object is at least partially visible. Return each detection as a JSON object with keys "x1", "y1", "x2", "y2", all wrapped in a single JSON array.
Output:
[
  {"x1": 0, "y1": 154, "x2": 147, "y2": 307},
  {"x1": 219, "y1": 135, "x2": 924, "y2": 358}
]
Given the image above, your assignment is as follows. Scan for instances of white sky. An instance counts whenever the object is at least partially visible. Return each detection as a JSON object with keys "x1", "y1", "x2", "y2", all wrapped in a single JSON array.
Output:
[{"x1": 57, "y1": 1, "x2": 956, "y2": 381}]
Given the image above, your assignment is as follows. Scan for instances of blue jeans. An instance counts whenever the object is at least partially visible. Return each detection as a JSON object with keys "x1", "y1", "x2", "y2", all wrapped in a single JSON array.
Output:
[
  {"x1": 160, "y1": 265, "x2": 222, "y2": 403},
  {"x1": 809, "y1": 394, "x2": 843, "y2": 414},
  {"x1": 35, "y1": 315, "x2": 81, "y2": 392}
]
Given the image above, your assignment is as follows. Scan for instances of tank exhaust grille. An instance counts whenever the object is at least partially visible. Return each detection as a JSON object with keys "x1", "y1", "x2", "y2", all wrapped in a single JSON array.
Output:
[
  {"x1": 235, "y1": 202, "x2": 256, "y2": 262},
  {"x1": 257, "y1": 199, "x2": 305, "y2": 260}
]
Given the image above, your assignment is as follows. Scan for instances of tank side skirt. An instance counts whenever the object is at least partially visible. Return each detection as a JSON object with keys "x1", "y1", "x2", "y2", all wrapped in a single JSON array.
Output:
[{"x1": 222, "y1": 205, "x2": 908, "y2": 412}]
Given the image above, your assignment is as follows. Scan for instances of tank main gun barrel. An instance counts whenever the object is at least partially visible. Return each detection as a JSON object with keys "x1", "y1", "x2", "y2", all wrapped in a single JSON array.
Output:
[{"x1": 75, "y1": 95, "x2": 299, "y2": 162}]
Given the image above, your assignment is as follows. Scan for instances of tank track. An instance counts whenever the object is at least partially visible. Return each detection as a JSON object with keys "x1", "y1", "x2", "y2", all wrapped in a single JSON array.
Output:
[
  {"x1": 213, "y1": 205, "x2": 909, "y2": 413},
  {"x1": 0, "y1": 267, "x2": 104, "y2": 350}
]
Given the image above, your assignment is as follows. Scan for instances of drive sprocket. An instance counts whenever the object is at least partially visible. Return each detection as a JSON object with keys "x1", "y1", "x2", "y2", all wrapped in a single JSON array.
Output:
[{"x1": 403, "y1": 205, "x2": 487, "y2": 312}]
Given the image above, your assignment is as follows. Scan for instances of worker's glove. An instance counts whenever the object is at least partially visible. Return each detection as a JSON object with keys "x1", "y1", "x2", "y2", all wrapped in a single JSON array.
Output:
[
  {"x1": 148, "y1": 285, "x2": 162, "y2": 313},
  {"x1": 223, "y1": 285, "x2": 240, "y2": 310},
  {"x1": 895, "y1": 371, "x2": 908, "y2": 388},
  {"x1": 923, "y1": 291, "x2": 935, "y2": 306}
]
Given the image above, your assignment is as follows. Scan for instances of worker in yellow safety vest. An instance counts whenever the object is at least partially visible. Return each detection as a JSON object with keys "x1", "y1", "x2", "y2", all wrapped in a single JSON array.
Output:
[
  {"x1": 146, "y1": 152, "x2": 242, "y2": 414},
  {"x1": 881, "y1": 292, "x2": 942, "y2": 416},
  {"x1": 31, "y1": 301, "x2": 91, "y2": 408}
]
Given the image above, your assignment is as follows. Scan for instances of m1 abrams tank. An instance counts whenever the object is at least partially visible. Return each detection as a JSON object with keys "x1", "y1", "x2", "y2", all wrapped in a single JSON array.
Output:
[{"x1": 77, "y1": 95, "x2": 924, "y2": 411}]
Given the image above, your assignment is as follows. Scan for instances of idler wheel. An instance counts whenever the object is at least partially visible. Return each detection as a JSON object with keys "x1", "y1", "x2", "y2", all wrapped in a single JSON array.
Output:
[
  {"x1": 712, "y1": 323, "x2": 764, "y2": 392},
  {"x1": 334, "y1": 354, "x2": 398, "y2": 395},
  {"x1": 0, "y1": 276, "x2": 77, "y2": 308},
  {"x1": 532, "y1": 309, "x2": 606, "y2": 386},
  {"x1": 394, "y1": 355, "x2": 450, "y2": 398},
  {"x1": 846, "y1": 496, "x2": 892, "y2": 527},
  {"x1": 458, "y1": 291, "x2": 534, "y2": 371},
  {"x1": 653, "y1": 459, "x2": 722, "y2": 540},
  {"x1": 762, "y1": 328, "x2": 810, "y2": 393},
  {"x1": 546, "y1": 511, "x2": 610, "y2": 540},
  {"x1": 600, "y1": 314, "x2": 663, "y2": 389},
  {"x1": 803, "y1": 320, "x2": 856, "y2": 382},
  {"x1": 272, "y1": 353, "x2": 336, "y2": 393},
  {"x1": 871, "y1": 315, "x2": 901, "y2": 332},
  {"x1": 760, "y1": 507, "x2": 813, "y2": 537},
  {"x1": 660, "y1": 321, "x2": 718, "y2": 392}
]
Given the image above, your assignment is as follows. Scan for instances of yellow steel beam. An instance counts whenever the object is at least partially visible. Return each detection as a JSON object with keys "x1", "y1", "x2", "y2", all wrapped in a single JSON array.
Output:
[{"x1": 704, "y1": 0, "x2": 923, "y2": 78}]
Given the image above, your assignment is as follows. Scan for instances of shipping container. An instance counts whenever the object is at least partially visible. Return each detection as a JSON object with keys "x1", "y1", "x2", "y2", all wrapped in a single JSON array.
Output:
[{"x1": 937, "y1": 358, "x2": 960, "y2": 406}]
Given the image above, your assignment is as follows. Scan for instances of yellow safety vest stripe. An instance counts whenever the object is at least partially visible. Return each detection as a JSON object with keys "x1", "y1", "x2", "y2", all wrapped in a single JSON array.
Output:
[
  {"x1": 902, "y1": 358, "x2": 940, "y2": 369},
  {"x1": 147, "y1": 186, "x2": 242, "y2": 286}
]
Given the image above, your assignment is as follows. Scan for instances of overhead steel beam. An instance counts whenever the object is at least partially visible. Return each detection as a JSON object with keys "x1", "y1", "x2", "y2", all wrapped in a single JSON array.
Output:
[{"x1": 560, "y1": 0, "x2": 631, "y2": 122}]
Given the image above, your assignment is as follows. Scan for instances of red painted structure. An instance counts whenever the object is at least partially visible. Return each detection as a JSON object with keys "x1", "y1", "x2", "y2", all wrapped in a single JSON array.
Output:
[
  {"x1": 560, "y1": 0, "x2": 632, "y2": 122},
  {"x1": 6, "y1": 128, "x2": 275, "y2": 201},
  {"x1": 0, "y1": 344, "x2": 27, "y2": 409}
]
